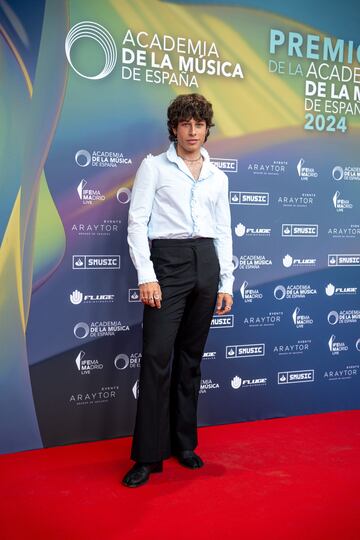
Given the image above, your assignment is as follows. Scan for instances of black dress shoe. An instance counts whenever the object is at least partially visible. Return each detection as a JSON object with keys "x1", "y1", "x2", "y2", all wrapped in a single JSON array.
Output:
[
  {"x1": 175, "y1": 450, "x2": 204, "y2": 469},
  {"x1": 122, "y1": 461, "x2": 163, "y2": 488}
]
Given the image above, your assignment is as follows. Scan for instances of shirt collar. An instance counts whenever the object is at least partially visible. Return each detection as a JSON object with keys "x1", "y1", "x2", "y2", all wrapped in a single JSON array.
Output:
[{"x1": 166, "y1": 142, "x2": 215, "y2": 180}]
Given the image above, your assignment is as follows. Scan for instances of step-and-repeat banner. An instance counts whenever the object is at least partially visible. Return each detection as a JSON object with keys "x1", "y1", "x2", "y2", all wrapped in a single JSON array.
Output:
[{"x1": 1, "y1": 0, "x2": 359, "y2": 453}]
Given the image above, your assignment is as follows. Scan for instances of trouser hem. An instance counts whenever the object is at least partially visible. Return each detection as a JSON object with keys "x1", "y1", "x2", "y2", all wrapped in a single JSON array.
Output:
[{"x1": 130, "y1": 451, "x2": 172, "y2": 463}]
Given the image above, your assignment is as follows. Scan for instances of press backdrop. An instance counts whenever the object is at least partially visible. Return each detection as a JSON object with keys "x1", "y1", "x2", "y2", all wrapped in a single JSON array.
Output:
[{"x1": 0, "y1": 0, "x2": 359, "y2": 454}]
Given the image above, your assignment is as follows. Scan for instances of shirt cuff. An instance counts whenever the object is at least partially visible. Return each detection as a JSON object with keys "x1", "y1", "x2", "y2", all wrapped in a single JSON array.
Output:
[
  {"x1": 137, "y1": 269, "x2": 158, "y2": 286},
  {"x1": 138, "y1": 278, "x2": 159, "y2": 286},
  {"x1": 218, "y1": 277, "x2": 234, "y2": 296}
]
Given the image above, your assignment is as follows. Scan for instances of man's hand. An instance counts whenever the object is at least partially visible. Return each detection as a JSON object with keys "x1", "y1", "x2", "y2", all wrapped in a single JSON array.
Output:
[
  {"x1": 139, "y1": 282, "x2": 162, "y2": 309},
  {"x1": 216, "y1": 293, "x2": 233, "y2": 315}
]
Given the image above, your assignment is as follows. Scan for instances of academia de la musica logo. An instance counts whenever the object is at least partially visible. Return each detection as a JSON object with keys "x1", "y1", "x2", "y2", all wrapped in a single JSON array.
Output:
[
  {"x1": 332, "y1": 165, "x2": 360, "y2": 182},
  {"x1": 65, "y1": 21, "x2": 117, "y2": 80}
]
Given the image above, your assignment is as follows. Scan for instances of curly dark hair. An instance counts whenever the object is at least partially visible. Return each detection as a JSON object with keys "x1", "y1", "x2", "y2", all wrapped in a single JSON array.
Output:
[{"x1": 167, "y1": 93, "x2": 215, "y2": 142}]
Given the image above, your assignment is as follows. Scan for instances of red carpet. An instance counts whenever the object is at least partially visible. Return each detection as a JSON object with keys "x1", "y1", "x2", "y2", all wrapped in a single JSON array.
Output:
[{"x1": 0, "y1": 410, "x2": 359, "y2": 540}]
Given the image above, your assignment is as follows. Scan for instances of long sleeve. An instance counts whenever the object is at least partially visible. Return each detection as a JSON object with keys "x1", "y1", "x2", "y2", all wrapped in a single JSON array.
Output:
[
  {"x1": 213, "y1": 174, "x2": 234, "y2": 295},
  {"x1": 127, "y1": 157, "x2": 158, "y2": 285}
]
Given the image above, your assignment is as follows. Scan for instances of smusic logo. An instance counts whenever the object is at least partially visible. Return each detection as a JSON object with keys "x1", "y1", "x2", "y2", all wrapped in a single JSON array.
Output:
[
  {"x1": 282, "y1": 224, "x2": 318, "y2": 237},
  {"x1": 211, "y1": 158, "x2": 238, "y2": 172},
  {"x1": 278, "y1": 370, "x2": 314, "y2": 384},
  {"x1": 211, "y1": 315, "x2": 234, "y2": 328},
  {"x1": 72, "y1": 255, "x2": 120, "y2": 270},
  {"x1": 226, "y1": 344, "x2": 265, "y2": 358},
  {"x1": 328, "y1": 254, "x2": 360, "y2": 266},
  {"x1": 128, "y1": 288, "x2": 141, "y2": 302},
  {"x1": 230, "y1": 191, "x2": 269, "y2": 206}
]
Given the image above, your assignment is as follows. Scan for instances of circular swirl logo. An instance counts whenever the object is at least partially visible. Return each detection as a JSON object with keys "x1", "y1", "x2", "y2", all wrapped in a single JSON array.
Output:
[
  {"x1": 74, "y1": 322, "x2": 90, "y2": 339},
  {"x1": 116, "y1": 187, "x2": 132, "y2": 204},
  {"x1": 232, "y1": 255, "x2": 239, "y2": 270},
  {"x1": 327, "y1": 310, "x2": 339, "y2": 325},
  {"x1": 65, "y1": 21, "x2": 117, "y2": 80},
  {"x1": 274, "y1": 285, "x2": 286, "y2": 300},
  {"x1": 332, "y1": 166, "x2": 344, "y2": 181},
  {"x1": 75, "y1": 149, "x2": 91, "y2": 167},
  {"x1": 114, "y1": 354, "x2": 130, "y2": 370}
]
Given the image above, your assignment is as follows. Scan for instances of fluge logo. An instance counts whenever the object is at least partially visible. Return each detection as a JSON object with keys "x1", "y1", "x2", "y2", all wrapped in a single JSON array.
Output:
[
  {"x1": 283, "y1": 254, "x2": 293, "y2": 267},
  {"x1": 70, "y1": 290, "x2": 83, "y2": 305},
  {"x1": 65, "y1": 21, "x2": 117, "y2": 80},
  {"x1": 235, "y1": 223, "x2": 246, "y2": 237},
  {"x1": 231, "y1": 376, "x2": 242, "y2": 389},
  {"x1": 325, "y1": 283, "x2": 335, "y2": 296}
]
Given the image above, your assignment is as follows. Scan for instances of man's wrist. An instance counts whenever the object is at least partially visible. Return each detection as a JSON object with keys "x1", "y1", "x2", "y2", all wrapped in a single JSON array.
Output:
[{"x1": 138, "y1": 279, "x2": 158, "y2": 286}]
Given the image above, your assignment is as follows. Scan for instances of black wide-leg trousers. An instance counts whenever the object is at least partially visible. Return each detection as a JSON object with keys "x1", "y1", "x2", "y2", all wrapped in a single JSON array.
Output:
[{"x1": 131, "y1": 237, "x2": 220, "y2": 463}]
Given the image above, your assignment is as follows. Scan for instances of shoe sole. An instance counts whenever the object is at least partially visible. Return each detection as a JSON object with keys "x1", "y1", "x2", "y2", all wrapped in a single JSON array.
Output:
[
  {"x1": 122, "y1": 465, "x2": 163, "y2": 488},
  {"x1": 122, "y1": 477, "x2": 149, "y2": 488}
]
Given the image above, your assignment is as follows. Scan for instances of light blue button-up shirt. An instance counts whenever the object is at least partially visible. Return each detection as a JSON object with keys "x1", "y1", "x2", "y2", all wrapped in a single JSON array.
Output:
[{"x1": 127, "y1": 142, "x2": 234, "y2": 295}]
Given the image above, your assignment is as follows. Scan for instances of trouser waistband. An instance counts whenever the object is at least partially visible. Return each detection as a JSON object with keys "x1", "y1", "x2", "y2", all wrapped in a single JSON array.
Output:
[{"x1": 151, "y1": 237, "x2": 214, "y2": 248}]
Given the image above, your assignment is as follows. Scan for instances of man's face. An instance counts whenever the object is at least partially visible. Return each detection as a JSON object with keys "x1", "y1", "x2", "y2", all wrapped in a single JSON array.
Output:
[{"x1": 173, "y1": 117, "x2": 207, "y2": 154}]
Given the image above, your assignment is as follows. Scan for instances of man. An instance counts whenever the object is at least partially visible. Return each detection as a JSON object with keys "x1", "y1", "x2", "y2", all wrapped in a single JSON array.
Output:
[{"x1": 123, "y1": 93, "x2": 234, "y2": 488}]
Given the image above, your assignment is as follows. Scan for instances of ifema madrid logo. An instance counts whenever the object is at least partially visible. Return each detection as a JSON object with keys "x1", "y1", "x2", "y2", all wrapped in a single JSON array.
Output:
[{"x1": 65, "y1": 21, "x2": 117, "y2": 80}]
